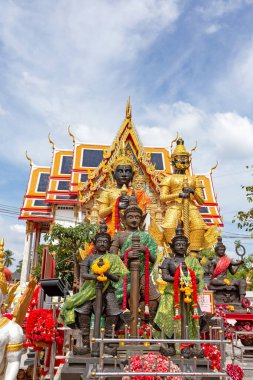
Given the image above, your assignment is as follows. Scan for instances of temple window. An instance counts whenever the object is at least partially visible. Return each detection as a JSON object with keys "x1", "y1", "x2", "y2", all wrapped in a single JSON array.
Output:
[
  {"x1": 82, "y1": 149, "x2": 103, "y2": 168},
  {"x1": 203, "y1": 218, "x2": 212, "y2": 223},
  {"x1": 60, "y1": 156, "x2": 73, "y2": 174},
  {"x1": 80, "y1": 173, "x2": 88, "y2": 182},
  {"x1": 37, "y1": 173, "x2": 49, "y2": 192},
  {"x1": 58, "y1": 181, "x2": 69, "y2": 190},
  {"x1": 150, "y1": 153, "x2": 164, "y2": 170},
  {"x1": 199, "y1": 206, "x2": 209, "y2": 214},
  {"x1": 34, "y1": 200, "x2": 47, "y2": 206}
]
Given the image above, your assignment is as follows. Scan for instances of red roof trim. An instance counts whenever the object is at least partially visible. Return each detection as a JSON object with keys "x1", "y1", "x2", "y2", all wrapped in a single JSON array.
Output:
[
  {"x1": 46, "y1": 199, "x2": 78, "y2": 205},
  {"x1": 21, "y1": 207, "x2": 52, "y2": 212},
  {"x1": 18, "y1": 216, "x2": 53, "y2": 221},
  {"x1": 25, "y1": 195, "x2": 45, "y2": 199},
  {"x1": 50, "y1": 176, "x2": 70, "y2": 180}
]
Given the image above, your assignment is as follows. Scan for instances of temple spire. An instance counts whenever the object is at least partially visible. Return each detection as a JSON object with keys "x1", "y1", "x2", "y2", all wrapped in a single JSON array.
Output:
[{"x1": 126, "y1": 96, "x2": 132, "y2": 120}]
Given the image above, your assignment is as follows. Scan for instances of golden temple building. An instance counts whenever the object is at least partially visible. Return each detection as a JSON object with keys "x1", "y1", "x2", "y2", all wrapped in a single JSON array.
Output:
[{"x1": 19, "y1": 101, "x2": 223, "y2": 283}]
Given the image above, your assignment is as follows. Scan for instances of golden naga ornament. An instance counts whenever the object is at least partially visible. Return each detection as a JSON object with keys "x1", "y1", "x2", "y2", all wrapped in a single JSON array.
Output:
[{"x1": 0, "y1": 239, "x2": 8, "y2": 296}]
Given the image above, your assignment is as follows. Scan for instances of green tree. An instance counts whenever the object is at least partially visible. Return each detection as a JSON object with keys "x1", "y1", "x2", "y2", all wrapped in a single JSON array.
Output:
[
  {"x1": 4, "y1": 249, "x2": 15, "y2": 267},
  {"x1": 15, "y1": 260, "x2": 23, "y2": 273},
  {"x1": 43, "y1": 222, "x2": 99, "y2": 290},
  {"x1": 233, "y1": 165, "x2": 253, "y2": 232}
]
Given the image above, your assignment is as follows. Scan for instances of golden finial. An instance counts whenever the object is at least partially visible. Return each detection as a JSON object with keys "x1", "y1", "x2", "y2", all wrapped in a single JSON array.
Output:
[
  {"x1": 0, "y1": 239, "x2": 7, "y2": 296},
  {"x1": 25, "y1": 151, "x2": 33, "y2": 167},
  {"x1": 170, "y1": 132, "x2": 179, "y2": 154},
  {"x1": 210, "y1": 161, "x2": 218, "y2": 175},
  {"x1": 68, "y1": 126, "x2": 76, "y2": 144},
  {"x1": 126, "y1": 97, "x2": 132, "y2": 120},
  {"x1": 190, "y1": 141, "x2": 197, "y2": 155},
  {"x1": 48, "y1": 133, "x2": 55, "y2": 150}
]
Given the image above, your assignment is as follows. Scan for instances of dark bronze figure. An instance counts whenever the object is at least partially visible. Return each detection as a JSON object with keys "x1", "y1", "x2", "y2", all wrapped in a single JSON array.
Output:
[
  {"x1": 208, "y1": 236, "x2": 246, "y2": 303},
  {"x1": 110, "y1": 193, "x2": 159, "y2": 325}
]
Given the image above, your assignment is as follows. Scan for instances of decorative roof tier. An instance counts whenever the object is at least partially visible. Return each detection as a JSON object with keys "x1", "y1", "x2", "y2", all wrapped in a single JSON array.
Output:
[{"x1": 19, "y1": 99, "x2": 223, "y2": 228}]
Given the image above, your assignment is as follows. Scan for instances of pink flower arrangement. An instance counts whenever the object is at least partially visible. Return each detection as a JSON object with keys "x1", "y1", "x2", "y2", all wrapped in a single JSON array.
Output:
[
  {"x1": 226, "y1": 363, "x2": 244, "y2": 380},
  {"x1": 123, "y1": 352, "x2": 182, "y2": 380}
]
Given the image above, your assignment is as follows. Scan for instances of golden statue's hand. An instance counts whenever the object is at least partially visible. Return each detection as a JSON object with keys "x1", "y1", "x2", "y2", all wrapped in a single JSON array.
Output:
[
  {"x1": 179, "y1": 192, "x2": 190, "y2": 199},
  {"x1": 182, "y1": 186, "x2": 194, "y2": 194}
]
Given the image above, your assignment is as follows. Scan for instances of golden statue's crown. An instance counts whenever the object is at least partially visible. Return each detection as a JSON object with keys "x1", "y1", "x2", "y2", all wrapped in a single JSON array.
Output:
[
  {"x1": 171, "y1": 137, "x2": 190, "y2": 157},
  {"x1": 111, "y1": 141, "x2": 135, "y2": 172},
  {"x1": 0, "y1": 239, "x2": 8, "y2": 296}
]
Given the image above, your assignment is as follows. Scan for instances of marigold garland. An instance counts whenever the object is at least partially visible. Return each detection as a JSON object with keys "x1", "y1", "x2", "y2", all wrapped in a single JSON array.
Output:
[{"x1": 91, "y1": 258, "x2": 110, "y2": 275}]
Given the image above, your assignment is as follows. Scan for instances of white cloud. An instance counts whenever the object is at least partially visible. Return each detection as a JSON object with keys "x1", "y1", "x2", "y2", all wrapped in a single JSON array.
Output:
[
  {"x1": 10, "y1": 224, "x2": 26, "y2": 234},
  {"x1": 205, "y1": 24, "x2": 222, "y2": 34},
  {"x1": 197, "y1": 0, "x2": 245, "y2": 18},
  {"x1": 0, "y1": 218, "x2": 25, "y2": 270}
]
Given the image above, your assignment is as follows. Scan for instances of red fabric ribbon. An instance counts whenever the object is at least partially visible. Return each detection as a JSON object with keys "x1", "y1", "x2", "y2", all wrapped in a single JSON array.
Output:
[{"x1": 211, "y1": 256, "x2": 232, "y2": 279}]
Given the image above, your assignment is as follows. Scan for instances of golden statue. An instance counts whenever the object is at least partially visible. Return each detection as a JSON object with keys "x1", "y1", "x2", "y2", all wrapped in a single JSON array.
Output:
[
  {"x1": 160, "y1": 137, "x2": 218, "y2": 252},
  {"x1": 97, "y1": 145, "x2": 151, "y2": 235},
  {"x1": 0, "y1": 240, "x2": 24, "y2": 380}
]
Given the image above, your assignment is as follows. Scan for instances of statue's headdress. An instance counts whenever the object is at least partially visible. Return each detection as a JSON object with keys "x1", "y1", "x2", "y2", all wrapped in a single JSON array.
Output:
[
  {"x1": 215, "y1": 236, "x2": 226, "y2": 251},
  {"x1": 111, "y1": 141, "x2": 135, "y2": 172},
  {"x1": 170, "y1": 222, "x2": 189, "y2": 245},
  {"x1": 124, "y1": 191, "x2": 143, "y2": 217},
  {"x1": 94, "y1": 220, "x2": 111, "y2": 243},
  {"x1": 0, "y1": 239, "x2": 8, "y2": 296},
  {"x1": 171, "y1": 137, "x2": 190, "y2": 158}
]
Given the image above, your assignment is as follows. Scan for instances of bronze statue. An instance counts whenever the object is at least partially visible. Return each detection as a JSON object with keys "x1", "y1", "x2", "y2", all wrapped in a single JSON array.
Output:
[
  {"x1": 160, "y1": 137, "x2": 218, "y2": 252},
  {"x1": 60, "y1": 226, "x2": 128, "y2": 355},
  {"x1": 154, "y1": 224, "x2": 204, "y2": 357},
  {"x1": 208, "y1": 236, "x2": 246, "y2": 303},
  {"x1": 110, "y1": 192, "x2": 159, "y2": 324},
  {"x1": 97, "y1": 147, "x2": 150, "y2": 235}
]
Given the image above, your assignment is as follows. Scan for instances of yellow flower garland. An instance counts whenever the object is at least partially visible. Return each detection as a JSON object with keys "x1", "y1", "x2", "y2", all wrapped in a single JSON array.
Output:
[{"x1": 91, "y1": 258, "x2": 110, "y2": 283}]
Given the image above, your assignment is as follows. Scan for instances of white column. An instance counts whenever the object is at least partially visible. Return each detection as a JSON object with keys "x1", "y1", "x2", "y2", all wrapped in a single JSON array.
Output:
[{"x1": 20, "y1": 222, "x2": 33, "y2": 285}]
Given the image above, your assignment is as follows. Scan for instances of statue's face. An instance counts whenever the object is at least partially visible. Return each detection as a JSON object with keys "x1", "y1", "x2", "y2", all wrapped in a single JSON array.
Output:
[
  {"x1": 134, "y1": 176, "x2": 145, "y2": 190},
  {"x1": 114, "y1": 165, "x2": 133, "y2": 186},
  {"x1": 125, "y1": 211, "x2": 142, "y2": 230},
  {"x1": 95, "y1": 236, "x2": 110, "y2": 253},
  {"x1": 173, "y1": 239, "x2": 188, "y2": 256},
  {"x1": 173, "y1": 154, "x2": 190, "y2": 170},
  {"x1": 216, "y1": 246, "x2": 226, "y2": 257}
]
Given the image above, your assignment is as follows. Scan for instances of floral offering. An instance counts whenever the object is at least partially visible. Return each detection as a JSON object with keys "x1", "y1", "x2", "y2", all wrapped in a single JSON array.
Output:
[{"x1": 123, "y1": 352, "x2": 182, "y2": 380}]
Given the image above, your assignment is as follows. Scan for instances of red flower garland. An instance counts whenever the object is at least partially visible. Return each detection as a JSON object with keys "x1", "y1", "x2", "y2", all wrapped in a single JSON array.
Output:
[
  {"x1": 115, "y1": 197, "x2": 121, "y2": 232},
  {"x1": 123, "y1": 248, "x2": 132, "y2": 310},
  {"x1": 144, "y1": 247, "x2": 150, "y2": 315},
  {"x1": 173, "y1": 264, "x2": 199, "y2": 320}
]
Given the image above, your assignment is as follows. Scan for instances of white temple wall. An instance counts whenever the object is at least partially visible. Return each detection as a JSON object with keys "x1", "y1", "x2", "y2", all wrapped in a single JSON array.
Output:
[{"x1": 54, "y1": 206, "x2": 76, "y2": 227}]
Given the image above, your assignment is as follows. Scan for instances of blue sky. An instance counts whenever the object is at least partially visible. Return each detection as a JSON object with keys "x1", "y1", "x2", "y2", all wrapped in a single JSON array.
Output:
[{"x1": 0, "y1": 0, "x2": 253, "y2": 268}]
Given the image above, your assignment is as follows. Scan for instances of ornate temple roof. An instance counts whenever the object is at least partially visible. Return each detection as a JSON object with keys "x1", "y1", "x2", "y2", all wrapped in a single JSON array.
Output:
[{"x1": 19, "y1": 100, "x2": 223, "y2": 227}]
